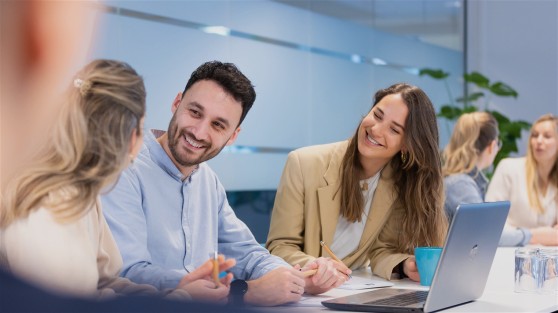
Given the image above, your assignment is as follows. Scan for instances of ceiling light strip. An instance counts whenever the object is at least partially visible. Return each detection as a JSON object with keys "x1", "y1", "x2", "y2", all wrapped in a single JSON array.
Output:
[{"x1": 101, "y1": 5, "x2": 420, "y2": 75}]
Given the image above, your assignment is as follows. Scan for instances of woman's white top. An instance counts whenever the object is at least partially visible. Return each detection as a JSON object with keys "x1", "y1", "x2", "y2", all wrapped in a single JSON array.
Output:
[
  {"x1": 0, "y1": 198, "x2": 168, "y2": 299},
  {"x1": 486, "y1": 157, "x2": 557, "y2": 228},
  {"x1": 330, "y1": 170, "x2": 382, "y2": 260}
]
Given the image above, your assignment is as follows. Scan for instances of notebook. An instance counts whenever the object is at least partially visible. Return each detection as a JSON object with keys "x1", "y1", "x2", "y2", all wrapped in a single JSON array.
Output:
[{"x1": 321, "y1": 201, "x2": 510, "y2": 313}]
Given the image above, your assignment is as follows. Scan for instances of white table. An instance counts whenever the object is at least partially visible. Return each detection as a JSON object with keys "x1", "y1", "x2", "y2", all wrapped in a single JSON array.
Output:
[{"x1": 272, "y1": 247, "x2": 558, "y2": 312}]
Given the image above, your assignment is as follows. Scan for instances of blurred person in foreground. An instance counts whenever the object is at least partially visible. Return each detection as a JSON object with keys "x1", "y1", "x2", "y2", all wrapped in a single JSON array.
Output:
[
  {"x1": 0, "y1": 2, "x2": 251, "y2": 312},
  {"x1": 1, "y1": 0, "x2": 97, "y2": 186}
]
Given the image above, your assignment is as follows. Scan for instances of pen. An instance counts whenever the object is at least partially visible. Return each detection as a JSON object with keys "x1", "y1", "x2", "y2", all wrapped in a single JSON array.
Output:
[
  {"x1": 212, "y1": 251, "x2": 220, "y2": 288},
  {"x1": 302, "y1": 269, "x2": 318, "y2": 277},
  {"x1": 320, "y1": 240, "x2": 352, "y2": 279}
]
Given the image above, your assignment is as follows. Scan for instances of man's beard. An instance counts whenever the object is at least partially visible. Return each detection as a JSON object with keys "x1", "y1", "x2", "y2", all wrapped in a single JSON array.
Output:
[{"x1": 167, "y1": 114, "x2": 228, "y2": 167}]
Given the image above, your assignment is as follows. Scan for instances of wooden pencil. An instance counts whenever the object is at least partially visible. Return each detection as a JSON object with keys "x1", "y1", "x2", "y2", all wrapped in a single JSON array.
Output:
[
  {"x1": 320, "y1": 240, "x2": 352, "y2": 278},
  {"x1": 212, "y1": 251, "x2": 220, "y2": 287},
  {"x1": 302, "y1": 269, "x2": 318, "y2": 277}
]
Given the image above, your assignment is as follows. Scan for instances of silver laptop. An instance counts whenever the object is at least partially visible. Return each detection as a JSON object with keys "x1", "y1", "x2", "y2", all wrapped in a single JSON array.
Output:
[{"x1": 322, "y1": 201, "x2": 510, "y2": 313}]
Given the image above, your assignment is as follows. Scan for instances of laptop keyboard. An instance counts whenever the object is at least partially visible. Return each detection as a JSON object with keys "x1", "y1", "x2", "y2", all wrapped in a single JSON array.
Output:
[{"x1": 365, "y1": 290, "x2": 428, "y2": 307}]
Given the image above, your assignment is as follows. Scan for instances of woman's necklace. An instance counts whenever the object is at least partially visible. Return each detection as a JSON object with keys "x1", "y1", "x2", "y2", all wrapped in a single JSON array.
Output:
[{"x1": 361, "y1": 171, "x2": 381, "y2": 191}]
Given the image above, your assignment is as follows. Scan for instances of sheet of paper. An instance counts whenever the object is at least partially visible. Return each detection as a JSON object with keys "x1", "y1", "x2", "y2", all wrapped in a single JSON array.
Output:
[
  {"x1": 294, "y1": 294, "x2": 335, "y2": 307},
  {"x1": 337, "y1": 275, "x2": 394, "y2": 290},
  {"x1": 286, "y1": 277, "x2": 394, "y2": 307}
]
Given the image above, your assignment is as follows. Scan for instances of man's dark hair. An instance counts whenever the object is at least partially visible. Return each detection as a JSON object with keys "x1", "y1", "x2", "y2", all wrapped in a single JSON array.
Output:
[{"x1": 182, "y1": 61, "x2": 256, "y2": 126}]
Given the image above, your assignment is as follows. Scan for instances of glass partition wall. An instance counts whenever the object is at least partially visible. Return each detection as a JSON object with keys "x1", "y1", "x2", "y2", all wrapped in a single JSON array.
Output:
[{"x1": 91, "y1": 0, "x2": 465, "y2": 242}]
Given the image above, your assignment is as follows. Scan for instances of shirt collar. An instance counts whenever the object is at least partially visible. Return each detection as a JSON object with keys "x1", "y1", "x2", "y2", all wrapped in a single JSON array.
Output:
[
  {"x1": 467, "y1": 167, "x2": 489, "y2": 196},
  {"x1": 145, "y1": 129, "x2": 198, "y2": 182}
]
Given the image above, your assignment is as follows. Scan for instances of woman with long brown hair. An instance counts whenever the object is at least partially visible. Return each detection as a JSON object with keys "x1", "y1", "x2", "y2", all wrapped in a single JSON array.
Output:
[{"x1": 267, "y1": 83, "x2": 447, "y2": 294}]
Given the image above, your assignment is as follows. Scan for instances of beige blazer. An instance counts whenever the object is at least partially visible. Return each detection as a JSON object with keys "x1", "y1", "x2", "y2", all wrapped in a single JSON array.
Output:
[{"x1": 266, "y1": 141, "x2": 410, "y2": 280}]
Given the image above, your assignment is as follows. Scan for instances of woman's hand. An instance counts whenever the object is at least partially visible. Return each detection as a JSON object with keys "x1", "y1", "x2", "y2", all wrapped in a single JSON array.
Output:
[
  {"x1": 530, "y1": 227, "x2": 558, "y2": 246},
  {"x1": 403, "y1": 257, "x2": 420, "y2": 282},
  {"x1": 244, "y1": 266, "x2": 306, "y2": 306},
  {"x1": 301, "y1": 257, "x2": 351, "y2": 295}
]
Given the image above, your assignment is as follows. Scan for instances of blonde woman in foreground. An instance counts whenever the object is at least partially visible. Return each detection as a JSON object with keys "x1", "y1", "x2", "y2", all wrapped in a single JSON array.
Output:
[
  {"x1": 0, "y1": 60, "x2": 234, "y2": 300},
  {"x1": 486, "y1": 114, "x2": 558, "y2": 245}
]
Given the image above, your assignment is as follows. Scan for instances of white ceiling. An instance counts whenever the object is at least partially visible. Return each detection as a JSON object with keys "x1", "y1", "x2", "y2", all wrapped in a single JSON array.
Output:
[{"x1": 274, "y1": 0, "x2": 464, "y2": 51}]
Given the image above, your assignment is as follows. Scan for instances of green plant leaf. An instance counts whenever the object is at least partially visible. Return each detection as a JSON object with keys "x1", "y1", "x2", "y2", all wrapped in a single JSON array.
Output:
[
  {"x1": 502, "y1": 122, "x2": 524, "y2": 138},
  {"x1": 463, "y1": 106, "x2": 478, "y2": 113},
  {"x1": 419, "y1": 68, "x2": 450, "y2": 79},
  {"x1": 464, "y1": 72, "x2": 490, "y2": 88},
  {"x1": 437, "y1": 105, "x2": 478, "y2": 121},
  {"x1": 492, "y1": 136, "x2": 519, "y2": 170},
  {"x1": 516, "y1": 121, "x2": 532, "y2": 130},
  {"x1": 502, "y1": 138, "x2": 519, "y2": 154},
  {"x1": 489, "y1": 82, "x2": 518, "y2": 98},
  {"x1": 430, "y1": 69, "x2": 527, "y2": 174},
  {"x1": 456, "y1": 92, "x2": 485, "y2": 103},
  {"x1": 437, "y1": 105, "x2": 463, "y2": 120},
  {"x1": 490, "y1": 111, "x2": 511, "y2": 124}
]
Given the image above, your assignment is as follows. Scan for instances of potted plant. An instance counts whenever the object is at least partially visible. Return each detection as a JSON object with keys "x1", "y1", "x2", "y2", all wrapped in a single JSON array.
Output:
[{"x1": 419, "y1": 69, "x2": 531, "y2": 170}]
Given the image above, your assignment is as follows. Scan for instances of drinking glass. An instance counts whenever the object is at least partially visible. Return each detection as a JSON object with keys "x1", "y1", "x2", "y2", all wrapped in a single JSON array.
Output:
[
  {"x1": 539, "y1": 249, "x2": 558, "y2": 294},
  {"x1": 515, "y1": 248, "x2": 539, "y2": 293}
]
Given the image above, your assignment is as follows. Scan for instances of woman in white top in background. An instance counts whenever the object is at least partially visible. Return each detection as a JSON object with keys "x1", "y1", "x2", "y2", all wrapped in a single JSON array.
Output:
[
  {"x1": 0, "y1": 59, "x2": 234, "y2": 300},
  {"x1": 486, "y1": 114, "x2": 558, "y2": 245}
]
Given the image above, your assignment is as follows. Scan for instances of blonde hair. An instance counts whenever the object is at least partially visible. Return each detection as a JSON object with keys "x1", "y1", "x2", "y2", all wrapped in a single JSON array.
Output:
[
  {"x1": 525, "y1": 114, "x2": 558, "y2": 214},
  {"x1": 443, "y1": 112, "x2": 498, "y2": 176},
  {"x1": 1, "y1": 59, "x2": 145, "y2": 227}
]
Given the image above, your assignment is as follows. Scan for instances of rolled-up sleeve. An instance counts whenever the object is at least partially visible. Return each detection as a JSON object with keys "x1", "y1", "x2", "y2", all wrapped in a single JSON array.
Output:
[
  {"x1": 499, "y1": 225, "x2": 532, "y2": 247},
  {"x1": 215, "y1": 182, "x2": 289, "y2": 280}
]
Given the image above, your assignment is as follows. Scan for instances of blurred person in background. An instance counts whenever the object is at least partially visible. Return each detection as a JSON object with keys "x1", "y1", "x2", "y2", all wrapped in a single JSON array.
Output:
[
  {"x1": 442, "y1": 112, "x2": 531, "y2": 246},
  {"x1": 486, "y1": 114, "x2": 558, "y2": 246}
]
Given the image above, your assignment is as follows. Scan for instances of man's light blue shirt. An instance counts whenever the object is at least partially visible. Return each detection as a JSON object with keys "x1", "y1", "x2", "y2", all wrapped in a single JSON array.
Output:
[{"x1": 102, "y1": 130, "x2": 288, "y2": 290}]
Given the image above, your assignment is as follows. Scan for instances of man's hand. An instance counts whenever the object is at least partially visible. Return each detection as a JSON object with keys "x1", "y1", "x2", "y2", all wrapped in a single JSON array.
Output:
[
  {"x1": 178, "y1": 279, "x2": 230, "y2": 303},
  {"x1": 244, "y1": 266, "x2": 305, "y2": 306},
  {"x1": 403, "y1": 257, "x2": 420, "y2": 282},
  {"x1": 302, "y1": 257, "x2": 351, "y2": 295},
  {"x1": 176, "y1": 255, "x2": 236, "y2": 303}
]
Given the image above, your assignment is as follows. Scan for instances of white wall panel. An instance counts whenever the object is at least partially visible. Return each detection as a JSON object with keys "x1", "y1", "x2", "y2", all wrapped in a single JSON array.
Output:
[
  {"x1": 89, "y1": 0, "x2": 463, "y2": 190},
  {"x1": 467, "y1": 0, "x2": 558, "y2": 156}
]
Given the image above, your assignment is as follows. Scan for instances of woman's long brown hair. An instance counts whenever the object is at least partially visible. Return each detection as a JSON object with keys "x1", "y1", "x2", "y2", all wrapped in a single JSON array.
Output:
[{"x1": 339, "y1": 83, "x2": 447, "y2": 253}]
